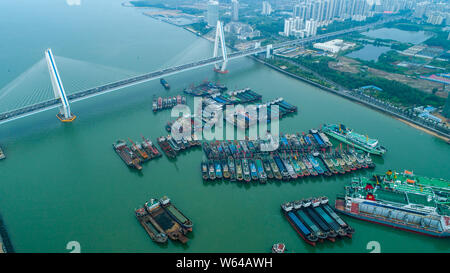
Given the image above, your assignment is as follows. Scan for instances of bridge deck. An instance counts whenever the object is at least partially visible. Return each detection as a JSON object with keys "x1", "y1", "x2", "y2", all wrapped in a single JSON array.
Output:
[{"x1": 0, "y1": 17, "x2": 398, "y2": 125}]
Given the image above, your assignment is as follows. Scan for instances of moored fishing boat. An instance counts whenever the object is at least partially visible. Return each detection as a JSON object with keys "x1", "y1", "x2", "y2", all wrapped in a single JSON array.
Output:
[
  {"x1": 214, "y1": 161, "x2": 223, "y2": 179},
  {"x1": 201, "y1": 162, "x2": 209, "y2": 180},
  {"x1": 269, "y1": 157, "x2": 282, "y2": 180},
  {"x1": 235, "y1": 159, "x2": 244, "y2": 181},
  {"x1": 222, "y1": 160, "x2": 230, "y2": 179},
  {"x1": 242, "y1": 159, "x2": 251, "y2": 182},
  {"x1": 281, "y1": 202, "x2": 318, "y2": 246},
  {"x1": 249, "y1": 159, "x2": 258, "y2": 181},
  {"x1": 255, "y1": 158, "x2": 267, "y2": 184},
  {"x1": 208, "y1": 161, "x2": 216, "y2": 180},
  {"x1": 228, "y1": 156, "x2": 236, "y2": 181},
  {"x1": 263, "y1": 159, "x2": 274, "y2": 180}
]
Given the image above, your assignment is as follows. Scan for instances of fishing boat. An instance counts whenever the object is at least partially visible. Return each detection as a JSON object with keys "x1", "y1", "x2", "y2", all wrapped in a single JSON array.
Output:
[
  {"x1": 282, "y1": 157, "x2": 298, "y2": 180},
  {"x1": 297, "y1": 159, "x2": 310, "y2": 177},
  {"x1": 235, "y1": 159, "x2": 244, "y2": 181},
  {"x1": 160, "y1": 196, "x2": 193, "y2": 232},
  {"x1": 222, "y1": 160, "x2": 230, "y2": 179},
  {"x1": 263, "y1": 159, "x2": 274, "y2": 180},
  {"x1": 255, "y1": 158, "x2": 267, "y2": 184},
  {"x1": 228, "y1": 156, "x2": 236, "y2": 181},
  {"x1": 208, "y1": 161, "x2": 216, "y2": 180},
  {"x1": 274, "y1": 155, "x2": 289, "y2": 181},
  {"x1": 242, "y1": 159, "x2": 251, "y2": 182},
  {"x1": 302, "y1": 157, "x2": 317, "y2": 176},
  {"x1": 201, "y1": 162, "x2": 209, "y2": 180},
  {"x1": 308, "y1": 155, "x2": 324, "y2": 176},
  {"x1": 214, "y1": 161, "x2": 223, "y2": 179},
  {"x1": 323, "y1": 124, "x2": 386, "y2": 155},
  {"x1": 249, "y1": 159, "x2": 258, "y2": 181},
  {"x1": 160, "y1": 78, "x2": 170, "y2": 89},
  {"x1": 290, "y1": 156, "x2": 303, "y2": 177},
  {"x1": 269, "y1": 157, "x2": 282, "y2": 180}
]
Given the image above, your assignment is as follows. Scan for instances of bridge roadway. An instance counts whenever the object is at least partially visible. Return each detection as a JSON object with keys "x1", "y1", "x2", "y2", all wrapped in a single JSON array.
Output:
[{"x1": 0, "y1": 17, "x2": 398, "y2": 125}]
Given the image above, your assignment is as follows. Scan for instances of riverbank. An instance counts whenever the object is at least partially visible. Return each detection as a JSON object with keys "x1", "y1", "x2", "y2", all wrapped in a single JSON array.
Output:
[{"x1": 251, "y1": 56, "x2": 450, "y2": 142}]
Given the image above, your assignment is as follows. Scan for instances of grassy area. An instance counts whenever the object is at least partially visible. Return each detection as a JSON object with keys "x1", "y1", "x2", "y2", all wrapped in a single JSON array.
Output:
[
  {"x1": 266, "y1": 58, "x2": 333, "y2": 89},
  {"x1": 295, "y1": 56, "x2": 445, "y2": 107}
]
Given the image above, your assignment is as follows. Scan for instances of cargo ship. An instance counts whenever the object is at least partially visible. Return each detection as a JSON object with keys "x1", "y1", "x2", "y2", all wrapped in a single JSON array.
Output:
[
  {"x1": 113, "y1": 140, "x2": 142, "y2": 170},
  {"x1": 335, "y1": 175, "x2": 450, "y2": 238},
  {"x1": 135, "y1": 207, "x2": 168, "y2": 244},
  {"x1": 282, "y1": 197, "x2": 354, "y2": 246},
  {"x1": 159, "y1": 196, "x2": 193, "y2": 232},
  {"x1": 160, "y1": 78, "x2": 170, "y2": 89},
  {"x1": 0, "y1": 146, "x2": 5, "y2": 160},
  {"x1": 322, "y1": 124, "x2": 386, "y2": 155},
  {"x1": 145, "y1": 199, "x2": 188, "y2": 243}
]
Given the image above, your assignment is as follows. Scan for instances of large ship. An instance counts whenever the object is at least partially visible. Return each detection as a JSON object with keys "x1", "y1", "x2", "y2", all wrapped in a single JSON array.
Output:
[
  {"x1": 322, "y1": 124, "x2": 386, "y2": 155},
  {"x1": 335, "y1": 173, "x2": 450, "y2": 238},
  {"x1": 159, "y1": 196, "x2": 193, "y2": 232}
]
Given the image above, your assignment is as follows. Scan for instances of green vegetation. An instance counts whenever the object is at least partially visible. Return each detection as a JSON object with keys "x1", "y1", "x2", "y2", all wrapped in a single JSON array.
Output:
[
  {"x1": 188, "y1": 22, "x2": 211, "y2": 35},
  {"x1": 129, "y1": 1, "x2": 204, "y2": 15},
  {"x1": 295, "y1": 56, "x2": 445, "y2": 107},
  {"x1": 240, "y1": 16, "x2": 284, "y2": 37},
  {"x1": 266, "y1": 58, "x2": 333, "y2": 89}
]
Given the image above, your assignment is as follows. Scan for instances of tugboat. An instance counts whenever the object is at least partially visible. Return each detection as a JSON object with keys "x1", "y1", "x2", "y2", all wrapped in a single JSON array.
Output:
[
  {"x1": 271, "y1": 243, "x2": 286, "y2": 253},
  {"x1": 160, "y1": 78, "x2": 170, "y2": 89}
]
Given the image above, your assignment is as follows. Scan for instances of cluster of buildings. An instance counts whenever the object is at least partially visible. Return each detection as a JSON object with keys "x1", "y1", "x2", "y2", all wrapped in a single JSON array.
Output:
[
  {"x1": 413, "y1": 1, "x2": 450, "y2": 26},
  {"x1": 262, "y1": 1, "x2": 273, "y2": 16},
  {"x1": 281, "y1": 0, "x2": 378, "y2": 37}
]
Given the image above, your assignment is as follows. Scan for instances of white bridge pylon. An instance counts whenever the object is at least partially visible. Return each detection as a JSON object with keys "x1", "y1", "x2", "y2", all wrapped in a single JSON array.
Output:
[
  {"x1": 45, "y1": 48, "x2": 76, "y2": 122},
  {"x1": 213, "y1": 21, "x2": 228, "y2": 74}
]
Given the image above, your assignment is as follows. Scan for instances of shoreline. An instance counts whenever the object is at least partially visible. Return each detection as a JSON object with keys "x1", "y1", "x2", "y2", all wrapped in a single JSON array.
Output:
[
  {"x1": 132, "y1": 5, "x2": 450, "y2": 142},
  {"x1": 251, "y1": 57, "x2": 450, "y2": 143}
]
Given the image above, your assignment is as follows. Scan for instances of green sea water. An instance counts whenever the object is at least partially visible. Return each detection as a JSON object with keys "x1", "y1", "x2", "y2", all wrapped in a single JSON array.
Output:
[{"x1": 0, "y1": 0, "x2": 449, "y2": 253}]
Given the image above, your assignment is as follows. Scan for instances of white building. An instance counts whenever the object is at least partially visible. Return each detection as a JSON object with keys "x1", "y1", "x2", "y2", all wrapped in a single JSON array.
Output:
[
  {"x1": 313, "y1": 39, "x2": 355, "y2": 53},
  {"x1": 231, "y1": 0, "x2": 239, "y2": 21},
  {"x1": 305, "y1": 19, "x2": 318, "y2": 37},
  {"x1": 207, "y1": 0, "x2": 219, "y2": 27},
  {"x1": 262, "y1": 1, "x2": 272, "y2": 16}
]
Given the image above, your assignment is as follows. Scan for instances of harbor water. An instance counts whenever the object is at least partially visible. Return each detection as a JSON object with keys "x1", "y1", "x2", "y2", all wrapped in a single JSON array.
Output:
[{"x1": 0, "y1": 0, "x2": 449, "y2": 252}]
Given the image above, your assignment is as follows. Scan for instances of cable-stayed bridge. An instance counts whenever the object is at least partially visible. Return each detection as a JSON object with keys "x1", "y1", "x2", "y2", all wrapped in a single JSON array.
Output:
[{"x1": 0, "y1": 17, "x2": 397, "y2": 125}]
